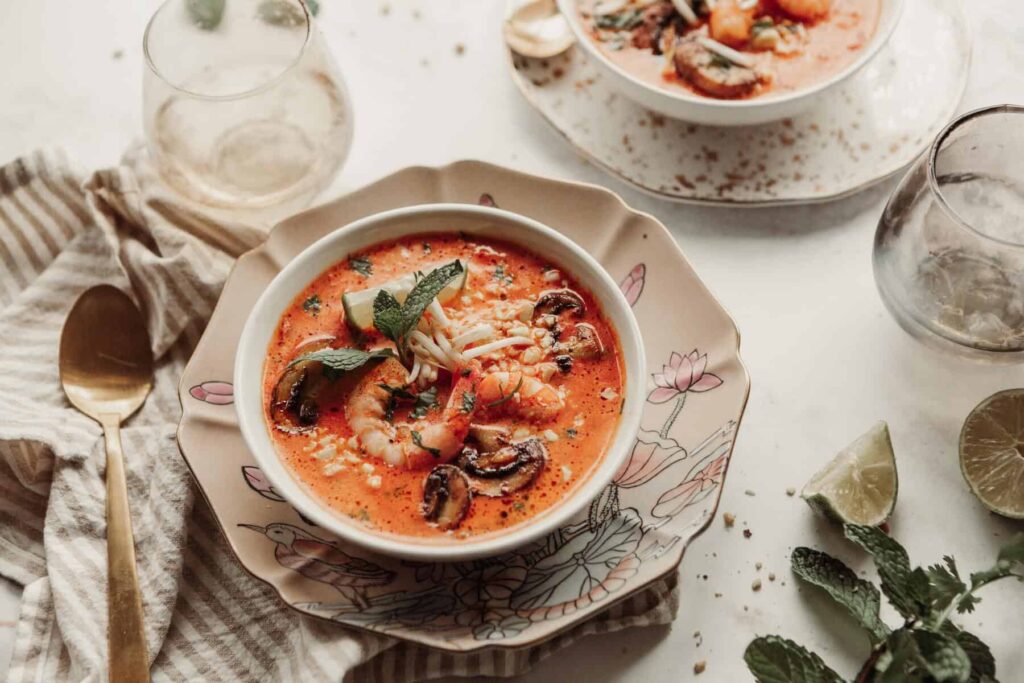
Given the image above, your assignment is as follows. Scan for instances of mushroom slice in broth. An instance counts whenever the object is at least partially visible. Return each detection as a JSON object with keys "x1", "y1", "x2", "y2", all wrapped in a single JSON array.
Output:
[
  {"x1": 467, "y1": 424, "x2": 511, "y2": 453},
  {"x1": 533, "y1": 289, "x2": 586, "y2": 319},
  {"x1": 270, "y1": 336, "x2": 335, "y2": 432},
  {"x1": 458, "y1": 438, "x2": 547, "y2": 498},
  {"x1": 421, "y1": 465, "x2": 472, "y2": 530},
  {"x1": 563, "y1": 322, "x2": 605, "y2": 360}
]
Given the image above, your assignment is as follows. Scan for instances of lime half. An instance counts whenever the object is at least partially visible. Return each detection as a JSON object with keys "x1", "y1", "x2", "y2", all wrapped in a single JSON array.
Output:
[
  {"x1": 802, "y1": 422, "x2": 898, "y2": 526},
  {"x1": 959, "y1": 389, "x2": 1024, "y2": 519}
]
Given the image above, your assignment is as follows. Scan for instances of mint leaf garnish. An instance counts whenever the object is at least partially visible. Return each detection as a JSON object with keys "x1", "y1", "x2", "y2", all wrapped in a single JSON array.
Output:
[
  {"x1": 373, "y1": 289, "x2": 404, "y2": 345},
  {"x1": 911, "y1": 630, "x2": 972, "y2": 682},
  {"x1": 943, "y1": 626, "x2": 996, "y2": 683},
  {"x1": 744, "y1": 636, "x2": 844, "y2": 683},
  {"x1": 844, "y1": 524, "x2": 931, "y2": 619},
  {"x1": 400, "y1": 260, "x2": 463, "y2": 333},
  {"x1": 290, "y1": 347, "x2": 393, "y2": 379},
  {"x1": 790, "y1": 547, "x2": 889, "y2": 643}
]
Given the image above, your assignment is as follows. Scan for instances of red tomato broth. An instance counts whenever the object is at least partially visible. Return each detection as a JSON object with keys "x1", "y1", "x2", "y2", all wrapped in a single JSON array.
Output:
[
  {"x1": 262, "y1": 233, "x2": 625, "y2": 540},
  {"x1": 579, "y1": 0, "x2": 881, "y2": 100}
]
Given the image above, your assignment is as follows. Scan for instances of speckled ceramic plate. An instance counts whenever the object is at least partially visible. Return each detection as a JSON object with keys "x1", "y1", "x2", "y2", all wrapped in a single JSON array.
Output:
[
  {"x1": 508, "y1": 0, "x2": 970, "y2": 205},
  {"x1": 177, "y1": 161, "x2": 750, "y2": 651}
]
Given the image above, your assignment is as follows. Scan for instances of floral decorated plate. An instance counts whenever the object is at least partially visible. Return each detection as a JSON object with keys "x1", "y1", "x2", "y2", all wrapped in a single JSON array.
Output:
[
  {"x1": 177, "y1": 161, "x2": 750, "y2": 651},
  {"x1": 507, "y1": 0, "x2": 970, "y2": 205}
]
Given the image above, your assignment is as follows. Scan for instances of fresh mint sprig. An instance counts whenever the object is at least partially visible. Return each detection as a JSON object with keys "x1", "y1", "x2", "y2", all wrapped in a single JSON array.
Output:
[
  {"x1": 288, "y1": 347, "x2": 393, "y2": 380},
  {"x1": 372, "y1": 260, "x2": 464, "y2": 360},
  {"x1": 745, "y1": 526, "x2": 1024, "y2": 683}
]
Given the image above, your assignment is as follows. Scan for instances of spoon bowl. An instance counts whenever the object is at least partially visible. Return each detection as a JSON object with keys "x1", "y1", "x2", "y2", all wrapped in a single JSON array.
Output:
[
  {"x1": 504, "y1": 0, "x2": 575, "y2": 59},
  {"x1": 59, "y1": 284, "x2": 153, "y2": 682}
]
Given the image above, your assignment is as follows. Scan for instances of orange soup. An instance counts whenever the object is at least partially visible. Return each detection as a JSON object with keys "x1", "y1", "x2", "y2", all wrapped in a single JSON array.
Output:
[
  {"x1": 262, "y1": 233, "x2": 625, "y2": 539},
  {"x1": 579, "y1": 0, "x2": 881, "y2": 100}
]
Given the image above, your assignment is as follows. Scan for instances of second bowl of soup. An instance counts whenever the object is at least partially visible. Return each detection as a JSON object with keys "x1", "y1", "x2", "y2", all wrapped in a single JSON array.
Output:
[
  {"x1": 234, "y1": 205, "x2": 645, "y2": 561},
  {"x1": 558, "y1": 0, "x2": 904, "y2": 125}
]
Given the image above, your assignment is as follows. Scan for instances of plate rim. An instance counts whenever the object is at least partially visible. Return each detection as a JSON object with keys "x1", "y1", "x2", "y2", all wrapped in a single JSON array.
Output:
[
  {"x1": 176, "y1": 159, "x2": 752, "y2": 652},
  {"x1": 506, "y1": 0, "x2": 972, "y2": 207}
]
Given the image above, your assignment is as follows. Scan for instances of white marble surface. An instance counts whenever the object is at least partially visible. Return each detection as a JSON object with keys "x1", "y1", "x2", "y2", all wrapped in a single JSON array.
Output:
[{"x1": 1, "y1": 1, "x2": 1023, "y2": 680}]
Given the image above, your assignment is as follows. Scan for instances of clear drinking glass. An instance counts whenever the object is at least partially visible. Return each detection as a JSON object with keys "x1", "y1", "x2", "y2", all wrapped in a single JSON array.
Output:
[
  {"x1": 143, "y1": 0, "x2": 353, "y2": 219},
  {"x1": 874, "y1": 105, "x2": 1024, "y2": 362}
]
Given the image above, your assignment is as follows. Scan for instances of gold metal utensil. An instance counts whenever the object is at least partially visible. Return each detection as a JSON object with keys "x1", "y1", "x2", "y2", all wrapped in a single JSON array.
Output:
[
  {"x1": 504, "y1": 0, "x2": 575, "y2": 59},
  {"x1": 59, "y1": 285, "x2": 153, "y2": 682}
]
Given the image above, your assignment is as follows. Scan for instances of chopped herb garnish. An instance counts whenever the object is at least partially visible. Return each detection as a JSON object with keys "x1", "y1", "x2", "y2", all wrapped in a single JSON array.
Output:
[
  {"x1": 378, "y1": 383, "x2": 415, "y2": 423},
  {"x1": 493, "y1": 263, "x2": 514, "y2": 285},
  {"x1": 411, "y1": 430, "x2": 441, "y2": 458},
  {"x1": 709, "y1": 53, "x2": 734, "y2": 70},
  {"x1": 566, "y1": 428, "x2": 578, "y2": 439},
  {"x1": 302, "y1": 294, "x2": 321, "y2": 316},
  {"x1": 410, "y1": 386, "x2": 439, "y2": 420},
  {"x1": 513, "y1": 501, "x2": 526, "y2": 512},
  {"x1": 461, "y1": 389, "x2": 476, "y2": 414},
  {"x1": 356, "y1": 508, "x2": 371, "y2": 522},
  {"x1": 485, "y1": 376, "x2": 523, "y2": 408},
  {"x1": 594, "y1": 9, "x2": 642, "y2": 30},
  {"x1": 349, "y1": 256, "x2": 373, "y2": 277},
  {"x1": 422, "y1": 243, "x2": 432, "y2": 253}
]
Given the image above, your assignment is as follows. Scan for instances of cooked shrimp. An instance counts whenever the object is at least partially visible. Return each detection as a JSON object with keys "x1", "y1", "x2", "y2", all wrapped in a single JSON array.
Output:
[
  {"x1": 347, "y1": 358, "x2": 480, "y2": 470},
  {"x1": 709, "y1": 0, "x2": 755, "y2": 47},
  {"x1": 777, "y1": 0, "x2": 829, "y2": 21},
  {"x1": 478, "y1": 372, "x2": 564, "y2": 423}
]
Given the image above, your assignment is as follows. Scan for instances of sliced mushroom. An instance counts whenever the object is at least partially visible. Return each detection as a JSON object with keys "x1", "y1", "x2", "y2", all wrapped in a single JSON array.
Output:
[
  {"x1": 533, "y1": 289, "x2": 586, "y2": 320},
  {"x1": 467, "y1": 424, "x2": 511, "y2": 453},
  {"x1": 270, "y1": 337, "x2": 334, "y2": 432},
  {"x1": 421, "y1": 465, "x2": 472, "y2": 530},
  {"x1": 560, "y1": 323, "x2": 605, "y2": 361},
  {"x1": 458, "y1": 438, "x2": 547, "y2": 498},
  {"x1": 673, "y1": 35, "x2": 765, "y2": 99}
]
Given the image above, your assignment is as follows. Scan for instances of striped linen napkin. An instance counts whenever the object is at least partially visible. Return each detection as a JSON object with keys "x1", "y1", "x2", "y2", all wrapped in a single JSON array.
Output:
[{"x1": 0, "y1": 148, "x2": 679, "y2": 682}]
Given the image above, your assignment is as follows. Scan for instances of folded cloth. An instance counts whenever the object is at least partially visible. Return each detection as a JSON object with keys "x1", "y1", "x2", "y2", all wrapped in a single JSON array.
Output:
[{"x1": 0, "y1": 148, "x2": 679, "y2": 682}]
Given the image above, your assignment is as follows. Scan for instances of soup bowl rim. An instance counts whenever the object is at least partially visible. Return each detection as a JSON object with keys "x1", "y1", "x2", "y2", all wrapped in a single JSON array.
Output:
[{"x1": 234, "y1": 203, "x2": 647, "y2": 561}]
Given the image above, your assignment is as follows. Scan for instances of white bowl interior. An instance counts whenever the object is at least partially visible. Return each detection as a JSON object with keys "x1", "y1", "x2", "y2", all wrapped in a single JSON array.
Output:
[
  {"x1": 556, "y1": 0, "x2": 905, "y2": 119},
  {"x1": 234, "y1": 204, "x2": 646, "y2": 561}
]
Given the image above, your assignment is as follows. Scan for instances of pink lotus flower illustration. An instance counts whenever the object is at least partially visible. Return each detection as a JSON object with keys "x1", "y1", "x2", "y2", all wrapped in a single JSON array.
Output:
[
  {"x1": 619, "y1": 264, "x2": 645, "y2": 308},
  {"x1": 190, "y1": 380, "x2": 234, "y2": 405},
  {"x1": 649, "y1": 351, "x2": 722, "y2": 404},
  {"x1": 651, "y1": 454, "x2": 727, "y2": 521}
]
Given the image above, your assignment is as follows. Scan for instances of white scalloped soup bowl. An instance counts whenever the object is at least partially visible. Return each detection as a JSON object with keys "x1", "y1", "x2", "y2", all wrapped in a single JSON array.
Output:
[
  {"x1": 234, "y1": 204, "x2": 646, "y2": 561},
  {"x1": 556, "y1": 0, "x2": 905, "y2": 126}
]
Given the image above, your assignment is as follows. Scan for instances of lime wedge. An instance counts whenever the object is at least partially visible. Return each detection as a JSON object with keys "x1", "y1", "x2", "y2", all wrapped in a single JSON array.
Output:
[
  {"x1": 342, "y1": 260, "x2": 468, "y2": 331},
  {"x1": 801, "y1": 422, "x2": 898, "y2": 526},
  {"x1": 959, "y1": 389, "x2": 1024, "y2": 519}
]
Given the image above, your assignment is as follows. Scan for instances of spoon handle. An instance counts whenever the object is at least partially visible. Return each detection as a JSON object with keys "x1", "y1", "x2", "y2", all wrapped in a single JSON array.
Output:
[{"x1": 101, "y1": 415, "x2": 151, "y2": 682}]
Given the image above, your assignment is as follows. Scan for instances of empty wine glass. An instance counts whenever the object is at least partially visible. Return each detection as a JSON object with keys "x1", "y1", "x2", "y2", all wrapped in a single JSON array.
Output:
[
  {"x1": 874, "y1": 105, "x2": 1024, "y2": 362},
  {"x1": 143, "y1": 0, "x2": 353, "y2": 220}
]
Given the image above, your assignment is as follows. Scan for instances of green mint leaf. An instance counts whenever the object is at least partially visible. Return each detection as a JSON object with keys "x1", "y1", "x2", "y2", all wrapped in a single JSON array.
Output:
[
  {"x1": 460, "y1": 389, "x2": 476, "y2": 414},
  {"x1": 349, "y1": 256, "x2": 373, "y2": 277},
  {"x1": 302, "y1": 294, "x2": 321, "y2": 316},
  {"x1": 743, "y1": 636, "x2": 844, "y2": 683},
  {"x1": 594, "y1": 9, "x2": 643, "y2": 30},
  {"x1": 290, "y1": 347, "x2": 393, "y2": 377},
  {"x1": 410, "y1": 430, "x2": 441, "y2": 458},
  {"x1": 493, "y1": 263, "x2": 513, "y2": 285},
  {"x1": 373, "y1": 289, "x2": 404, "y2": 344},
  {"x1": 400, "y1": 260, "x2": 463, "y2": 334},
  {"x1": 790, "y1": 547, "x2": 890, "y2": 643},
  {"x1": 942, "y1": 624, "x2": 996, "y2": 683},
  {"x1": 845, "y1": 524, "x2": 931, "y2": 619},
  {"x1": 410, "y1": 386, "x2": 439, "y2": 420},
  {"x1": 912, "y1": 630, "x2": 972, "y2": 683},
  {"x1": 186, "y1": 0, "x2": 225, "y2": 29},
  {"x1": 257, "y1": 0, "x2": 306, "y2": 26}
]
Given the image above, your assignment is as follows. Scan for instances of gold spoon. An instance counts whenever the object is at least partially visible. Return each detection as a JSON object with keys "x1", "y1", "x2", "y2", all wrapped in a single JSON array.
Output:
[
  {"x1": 60, "y1": 285, "x2": 153, "y2": 682},
  {"x1": 504, "y1": 0, "x2": 576, "y2": 59}
]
